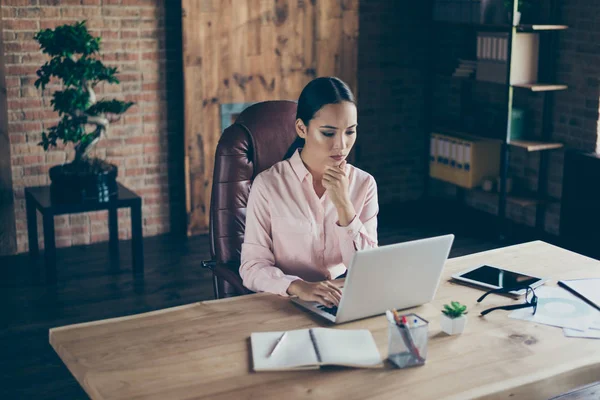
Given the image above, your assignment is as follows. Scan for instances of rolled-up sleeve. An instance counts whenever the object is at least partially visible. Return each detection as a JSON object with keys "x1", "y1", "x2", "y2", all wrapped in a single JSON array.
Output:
[
  {"x1": 334, "y1": 176, "x2": 378, "y2": 267},
  {"x1": 239, "y1": 174, "x2": 301, "y2": 296}
]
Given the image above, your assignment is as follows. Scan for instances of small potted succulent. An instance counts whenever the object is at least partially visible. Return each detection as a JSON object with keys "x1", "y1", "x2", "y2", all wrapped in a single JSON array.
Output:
[{"x1": 440, "y1": 301, "x2": 468, "y2": 335}]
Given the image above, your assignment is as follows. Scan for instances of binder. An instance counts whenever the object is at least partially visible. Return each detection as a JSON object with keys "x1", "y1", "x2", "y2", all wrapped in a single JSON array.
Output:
[
  {"x1": 437, "y1": 135, "x2": 444, "y2": 163},
  {"x1": 456, "y1": 140, "x2": 464, "y2": 169},
  {"x1": 444, "y1": 138, "x2": 450, "y2": 164},
  {"x1": 464, "y1": 143, "x2": 471, "y2": 171}
]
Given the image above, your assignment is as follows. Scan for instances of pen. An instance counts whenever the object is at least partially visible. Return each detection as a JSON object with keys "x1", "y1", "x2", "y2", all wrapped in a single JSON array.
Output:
[{"x1": 268, "y1": 331, "x2": 288, "y2": 358}]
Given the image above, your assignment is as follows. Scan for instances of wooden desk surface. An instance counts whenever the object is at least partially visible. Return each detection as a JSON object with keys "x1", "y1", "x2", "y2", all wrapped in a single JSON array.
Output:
[{"x1": 50, "y1": 241, "x2": 600, "y2": 400}]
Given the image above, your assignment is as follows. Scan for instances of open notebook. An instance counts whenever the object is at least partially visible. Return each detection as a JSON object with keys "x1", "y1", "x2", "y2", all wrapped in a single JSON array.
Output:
[{"x1": 250, "y1": 327, "x2": 383, "y2": 371}]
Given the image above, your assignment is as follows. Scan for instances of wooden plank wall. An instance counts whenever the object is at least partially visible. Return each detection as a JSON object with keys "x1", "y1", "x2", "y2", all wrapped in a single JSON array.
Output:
[
  {"x1": 0, "y1": 0, "x2": 18, "y2": 255},
  {"x1": 182, "y1": 0, "x2": 359, "y2": 235}
]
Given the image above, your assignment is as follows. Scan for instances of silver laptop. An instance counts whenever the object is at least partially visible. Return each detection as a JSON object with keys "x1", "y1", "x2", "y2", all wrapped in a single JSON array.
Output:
[{"x1": 291, "y1": 234, "x2": 455, "y2": 324}]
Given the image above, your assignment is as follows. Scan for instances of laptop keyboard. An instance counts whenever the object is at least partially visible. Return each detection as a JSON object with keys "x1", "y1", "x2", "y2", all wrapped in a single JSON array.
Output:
[{"x1": 316, "y1": 305, "x2": 338, "y2": 316}]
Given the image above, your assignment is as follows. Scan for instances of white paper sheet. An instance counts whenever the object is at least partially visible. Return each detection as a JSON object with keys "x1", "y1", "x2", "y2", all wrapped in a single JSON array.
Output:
[
  {"x1": 509, "y1": 286, "x2": 599, "y2": 332},
  {"x1": 563, "y1": 328, "x2": 600, "y2": 339}
]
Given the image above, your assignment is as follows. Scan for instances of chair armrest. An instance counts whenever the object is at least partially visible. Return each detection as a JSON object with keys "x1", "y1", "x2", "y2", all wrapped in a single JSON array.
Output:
[
  {"x1": 201, "y1": 260, "x2": 216, "y2": 271},
  {"x1": 213, "y1": 262, "x2": 252, "y2": 296}
]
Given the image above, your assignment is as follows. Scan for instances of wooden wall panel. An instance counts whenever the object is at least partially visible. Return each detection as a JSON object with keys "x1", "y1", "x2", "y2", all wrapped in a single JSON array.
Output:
[
  {"x1": 0, "y1": 0, "x2": 18, "y2": 255},
  {"x1": 182, "y1": 0, "x2": 359, "y2": 235}
]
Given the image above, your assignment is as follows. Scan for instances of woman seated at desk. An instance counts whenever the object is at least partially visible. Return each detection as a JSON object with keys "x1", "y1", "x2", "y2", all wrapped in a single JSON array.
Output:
[{"x1": 240, "y1": 77, "x2": 379, "y2": 308}]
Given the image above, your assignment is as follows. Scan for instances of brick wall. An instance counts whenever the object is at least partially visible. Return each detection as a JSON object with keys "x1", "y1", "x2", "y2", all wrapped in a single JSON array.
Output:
[
  {"x1": 356, "y1": 0, "x2": 431, "y2": 205},
  {"x1": 3, "y1": 0, "x2": 184, "y2": 254}
]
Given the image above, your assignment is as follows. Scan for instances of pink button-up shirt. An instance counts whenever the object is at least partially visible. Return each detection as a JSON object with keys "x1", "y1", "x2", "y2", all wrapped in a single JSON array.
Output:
[{"x1": 239, "y1": 149, "x2": 378, "y2": 296}]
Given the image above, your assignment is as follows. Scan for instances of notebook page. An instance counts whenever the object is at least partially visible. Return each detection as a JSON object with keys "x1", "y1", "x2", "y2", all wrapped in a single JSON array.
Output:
[
  {"x1": 250, "y1": 329, "x2": 319, "y2": 371},
  {"x1": 311, "y1": 328, "x2": 382, "y2": 368}
]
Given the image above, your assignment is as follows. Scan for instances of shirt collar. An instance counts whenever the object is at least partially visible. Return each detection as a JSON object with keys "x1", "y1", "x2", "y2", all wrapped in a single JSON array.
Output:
[{"x1": 289, "y1": 148, "x2": 310, "y2": 182}]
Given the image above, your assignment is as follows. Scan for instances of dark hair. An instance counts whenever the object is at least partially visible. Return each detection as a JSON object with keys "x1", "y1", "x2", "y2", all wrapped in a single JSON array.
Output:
[{"x1": 284, "y1": 77, "x2": 356, "y2": 159}]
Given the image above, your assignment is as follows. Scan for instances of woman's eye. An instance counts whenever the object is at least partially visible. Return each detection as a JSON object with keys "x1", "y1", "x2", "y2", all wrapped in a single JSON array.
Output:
[
  {"x1": 346, "y1": 131, "x2": 356, "y2": 135},
  {"x1": 321, "y1": 131, "x2": 335, "y2": 137}
]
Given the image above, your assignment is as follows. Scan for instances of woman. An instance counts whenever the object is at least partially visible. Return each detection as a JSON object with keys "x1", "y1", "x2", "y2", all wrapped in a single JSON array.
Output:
[{"x1": 239, "y1": 77, "x2": 378, "y2": 308}]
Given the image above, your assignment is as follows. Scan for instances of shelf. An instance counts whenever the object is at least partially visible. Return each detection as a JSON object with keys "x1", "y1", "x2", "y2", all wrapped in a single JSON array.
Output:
[
  {"x1": 509, "y1": 140, "x2": 564, "y2": 152},
  {"x1": 517, "y1": 24, "x2": 568, "y2": 32},
  {"x1": 470, "y1": 188, "x2": 559, "y2": 207},
  {"x1": 434, "y1": 21, "x2": 511, "y2": 31},
  {"x1": 512, "y1": 83, "x2": 568, "y2": 92},
  {"x1": 435, "y1": 21, "x2": 568, "y2": 33},
  {"x1": 436, "y1": 73, "x2": 569, "y2": 93}
]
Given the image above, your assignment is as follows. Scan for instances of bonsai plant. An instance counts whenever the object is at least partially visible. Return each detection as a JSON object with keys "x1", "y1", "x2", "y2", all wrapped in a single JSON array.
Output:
[
  {"x1": 34, "y1": 20, "x2": 134, "y2": 201},
  {"x1": 441, "y1": 301, "x2": 468, "y2": 335}
]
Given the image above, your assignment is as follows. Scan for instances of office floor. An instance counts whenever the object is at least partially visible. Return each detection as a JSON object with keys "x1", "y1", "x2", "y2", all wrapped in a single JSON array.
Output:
[{"x1": 0, "y1": 201, "x2": 597, "y2": 399}]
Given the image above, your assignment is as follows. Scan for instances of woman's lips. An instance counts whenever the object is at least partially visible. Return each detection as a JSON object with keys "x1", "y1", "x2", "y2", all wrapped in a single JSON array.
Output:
[{"x1": 330, "y1": 155, "x2": 345, "y2": 161}]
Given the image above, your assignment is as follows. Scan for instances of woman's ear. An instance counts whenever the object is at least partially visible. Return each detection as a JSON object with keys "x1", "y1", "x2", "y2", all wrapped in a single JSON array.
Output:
[{"x1": 295, "y1": 118, "x2": 307, "y2": 139}]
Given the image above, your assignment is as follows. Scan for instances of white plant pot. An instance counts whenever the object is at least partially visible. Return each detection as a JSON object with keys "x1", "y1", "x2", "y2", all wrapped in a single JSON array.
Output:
[{"x1": 441, "y1": 314, "x2": 467, "y2": 335}]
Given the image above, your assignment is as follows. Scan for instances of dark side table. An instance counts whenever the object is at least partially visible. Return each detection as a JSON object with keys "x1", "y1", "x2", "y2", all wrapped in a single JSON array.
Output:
[{"x1": 25, "y1": 183, "x2": 144, "y2": 283}]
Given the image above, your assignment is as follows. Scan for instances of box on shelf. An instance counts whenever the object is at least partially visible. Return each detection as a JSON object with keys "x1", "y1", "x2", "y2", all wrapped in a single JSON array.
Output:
[
  {"x1": 476, "y1": 32, "x2": 539, "y2": 85},
  {"x1": 510, "y1": 108, "x2": 526, "y2": 140},
  {"x1": 429, "y1": 131, "x2": 502, "y2": 189}
]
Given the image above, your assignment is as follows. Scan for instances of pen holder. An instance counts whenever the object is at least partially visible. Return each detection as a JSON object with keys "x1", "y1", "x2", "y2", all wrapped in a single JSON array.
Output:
[{"x1": 387, "y1": 313, "x2": 429, "y2": 369}]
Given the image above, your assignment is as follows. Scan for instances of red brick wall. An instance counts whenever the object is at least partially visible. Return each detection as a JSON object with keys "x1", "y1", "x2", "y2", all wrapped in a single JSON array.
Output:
[{"x1": 3, "y1": 0, "x2": 184, "y2": 254}]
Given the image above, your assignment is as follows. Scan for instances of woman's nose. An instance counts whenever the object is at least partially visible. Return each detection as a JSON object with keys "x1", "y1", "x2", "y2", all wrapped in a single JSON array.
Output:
[{"x1": 333, "y1": 133, "x2": 344, "y2": 149}]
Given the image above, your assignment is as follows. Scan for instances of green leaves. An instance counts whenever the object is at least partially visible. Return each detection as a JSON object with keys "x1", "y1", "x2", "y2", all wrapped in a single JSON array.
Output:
[
  {"x1": 34, "y1": 20, "x2": 135, "y2": 158},
  {"x1": 87, "y1": 99, "x2": 134, "y2": 116},
  {"x1": 34, "y1": 20, "x2": 100, "y2": 58},
  {"x1": 51, "y1": 89, "x2": 90, "y2": 116},
  {"x1": 442, "y1": 301, "x2": 468, "y2": 319},
  {"x1": 38, "y1": 117, "x2": 86, "y2": 150},
  {"x1": 35, "y1": 56, "x2": 119, "y2": 90}
]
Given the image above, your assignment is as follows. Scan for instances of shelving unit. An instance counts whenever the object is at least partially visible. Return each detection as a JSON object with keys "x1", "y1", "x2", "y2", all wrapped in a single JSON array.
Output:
[{"x1": 427, "y1": 0, "x2": 567, "y2": 236}]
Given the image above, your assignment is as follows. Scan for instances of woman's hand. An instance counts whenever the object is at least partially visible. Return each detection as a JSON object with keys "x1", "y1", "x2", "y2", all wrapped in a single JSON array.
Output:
[
  {"x1": 287, "y1": 280, "x2": 343, "y2": 308},
  {"x1": 323, "y1": 161, "x2": 356, "y2": 226},
  {"x1": 323, "y1": 161, "x2": 350, "y2": 208}
]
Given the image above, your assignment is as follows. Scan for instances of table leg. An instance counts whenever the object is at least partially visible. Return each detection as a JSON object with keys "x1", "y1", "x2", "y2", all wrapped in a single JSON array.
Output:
[
  {"x1": 26, "y1": 195, "x2": 39, "y2": 257},
  {"x1": 131, "y1": 203, "x2": 144, "y2": 275},
  {"x1": 109, "y1": 206, "x2": 119, "y2": 261},
  {"x1": 43, "y1": 213, "x2": 56, "y2": 283}
]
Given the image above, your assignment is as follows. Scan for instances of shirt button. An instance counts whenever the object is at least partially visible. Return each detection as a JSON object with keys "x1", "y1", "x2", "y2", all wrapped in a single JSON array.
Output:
[{"x1": 349, "y1": 229, "x2": 354, "y2": 234}]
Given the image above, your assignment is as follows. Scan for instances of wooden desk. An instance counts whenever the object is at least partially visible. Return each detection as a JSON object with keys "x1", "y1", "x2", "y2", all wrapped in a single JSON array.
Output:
[{"x1": 50, "y1": 241, "x2": 600, "y2": 399}]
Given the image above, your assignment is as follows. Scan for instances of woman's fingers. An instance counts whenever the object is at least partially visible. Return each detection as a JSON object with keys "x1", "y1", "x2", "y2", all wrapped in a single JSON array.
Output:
[
  {"x1": 324, "y1": 281, "x2": 343, "y2": 296},
  {"x1": 313, "y1": 293, "x2": 335, "y2": 307},
  {"x1": 315, "y1": 285, "x2": 342, "y2": 305},
  {"x1": 323, "y1": 168, "x2": 343, "y2": 180}
]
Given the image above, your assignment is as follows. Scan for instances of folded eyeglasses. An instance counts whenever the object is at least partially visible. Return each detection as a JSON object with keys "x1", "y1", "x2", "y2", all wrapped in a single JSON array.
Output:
[{"x1": 477, "y1": 285, "x2": 538, "y2": 316}]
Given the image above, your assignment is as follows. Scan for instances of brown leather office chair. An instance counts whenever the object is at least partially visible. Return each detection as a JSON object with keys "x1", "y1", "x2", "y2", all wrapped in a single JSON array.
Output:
[{"x1": 202, "y1": 100, "x2": 299, "y2": 299}]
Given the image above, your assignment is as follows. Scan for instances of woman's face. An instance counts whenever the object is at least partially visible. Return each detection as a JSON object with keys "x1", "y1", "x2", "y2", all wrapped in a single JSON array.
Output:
[{"x1": 296, "y1": 101, "x2": 357, "y2": 168}]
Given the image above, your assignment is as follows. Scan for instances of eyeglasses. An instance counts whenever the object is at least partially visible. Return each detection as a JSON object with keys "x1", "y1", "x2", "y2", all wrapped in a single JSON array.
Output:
[{"x1": 477, "y1": 286, "x2": 538, "y2": 316}]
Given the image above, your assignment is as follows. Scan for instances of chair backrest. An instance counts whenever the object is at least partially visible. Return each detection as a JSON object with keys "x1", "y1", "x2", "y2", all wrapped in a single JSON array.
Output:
[{"x1": 209, "y1": 100, "x2": 299, "y2": 295}]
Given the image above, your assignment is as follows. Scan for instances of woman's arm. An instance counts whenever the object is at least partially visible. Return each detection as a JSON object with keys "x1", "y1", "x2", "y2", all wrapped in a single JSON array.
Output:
[
  {"x1": 239, "y1": 174, "x2": 301, "y2": 296},
  {"x1": 334, "y1": 175, "x2": 378, "y2": 267}
]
